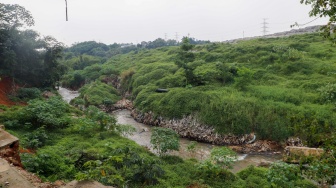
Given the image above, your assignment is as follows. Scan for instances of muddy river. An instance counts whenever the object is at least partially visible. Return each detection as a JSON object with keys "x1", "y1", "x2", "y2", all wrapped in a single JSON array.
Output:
[{"x1": 59, "y1": 87, "x2": 281, "y2": 173}]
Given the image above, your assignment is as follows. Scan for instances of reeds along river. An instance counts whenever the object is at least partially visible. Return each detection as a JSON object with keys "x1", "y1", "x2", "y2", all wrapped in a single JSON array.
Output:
[{"x1": 58, "y1": 87, "x2": 281, "y2": 173}]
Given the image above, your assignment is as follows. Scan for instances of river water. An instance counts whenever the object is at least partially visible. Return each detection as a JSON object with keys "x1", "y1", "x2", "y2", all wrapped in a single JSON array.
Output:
[
  {"x1": 58, "y1": 87, "x2": 282, "y2": 173},
  {"x1": 58, "y1": 87, "x2": 79, "y2": 103}
]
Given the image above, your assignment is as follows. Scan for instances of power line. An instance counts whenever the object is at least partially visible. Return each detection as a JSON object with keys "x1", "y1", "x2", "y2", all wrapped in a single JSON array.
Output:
[
  {"x1": 175, "y1": 32, "x2": 179, "y2": 41},
  {"x1": 297, "y1": 17, "x2": 320, "y2": 27},
  {"x1": 261, "y1": 18, "x2": 268, "y2": 36}
]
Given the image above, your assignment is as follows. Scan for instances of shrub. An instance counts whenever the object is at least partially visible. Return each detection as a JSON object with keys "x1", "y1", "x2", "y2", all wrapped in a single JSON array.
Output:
[
  {"x1": 23, "y1": 97, "x2": 72, "y2": 129},
  {"x1": 234, "y1": 67, "x2": 254, "y2": 90},
  {"x1": 16, "y1": 87, "x2": 41, "y2": 100},
  {"x1": 150, "y1": 127, "x2": 180, "y2": 156},
  {"x1": 21, "y1": 148, "x2": 76, "y2": 181},
  {"x1": 204, "y1": 147, "x2": 237, "y2": 170},
  {"x1": 267, "y1": 162, "x2": 312, "y2": 188},
  {"x1": 76, "y1": 146, "x2": 165, "y2": 187},
  {"x1": 79, "y1": 81, "x2": 120, "y2": 106},
  {"x1": 23, "y1": 126, "x2": 48, "y2": 149},
  {"x1": 318, "y1": 83, "x2": 336, "y2": 103}
]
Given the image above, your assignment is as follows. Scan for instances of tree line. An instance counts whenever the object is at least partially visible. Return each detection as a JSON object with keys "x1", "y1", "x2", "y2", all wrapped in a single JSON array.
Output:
[{"x1": 0, "y1": 3, "x2": 65, "y2": 88}]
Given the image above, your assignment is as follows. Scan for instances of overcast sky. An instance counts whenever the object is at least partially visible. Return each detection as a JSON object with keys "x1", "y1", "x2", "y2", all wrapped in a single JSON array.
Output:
[{"x1": 2, "y1": 0, "x2": 329, "y2": 46}]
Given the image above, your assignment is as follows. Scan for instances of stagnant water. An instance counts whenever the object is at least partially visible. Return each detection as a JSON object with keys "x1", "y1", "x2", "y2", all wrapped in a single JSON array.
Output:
[{"x1": 58, "y1": 87, "x2": 282, "y2": 173}]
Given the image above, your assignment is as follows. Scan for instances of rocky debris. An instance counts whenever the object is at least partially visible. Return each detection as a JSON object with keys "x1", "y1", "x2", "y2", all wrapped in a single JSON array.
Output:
[
  {"x1": 42, "y1": 91, "x2": 55, "y2": 99},
  {"x1": 0, "y1": 156, "x2": 114, "y2": 188},
  {"x1": 226, "y1": 25, "x2": 323, "y2": 43},
  {"x1": 229, "y1": 140, "x2": 282, "y2": 154},
  {"x1": 100, "y1": 98, "x2": 133, "y2": 113},
  {"x1": 283, "y1": 146, "x2": 324, "y2": 163},
  {"x1": 0, "y1": 127, "x2": 22, "y2": 167},
  {"x1": 101, "y1": 75, "x2": 120, "y2": 90},
  {"x1": 62, "y1": 180, "x2": 114, "y2": 188},
  {"x1": 257, "y1": 160, "x2": 273, "y2": 168},
  {"x1": 54, "y1": 180, "x2": 65, "y2": 187},
  {"x1": 286, "y1": 137, "x2": 304, "y2": 147},
  {"x1": 130, "y1": 109, "x2": 281, "y2": 153},
  {"x1": 0, "y1": 158, "x2": 36, "y2": 188},
  {"x1": 113, "y1": 98, "x2": 133, "y2": 110}
]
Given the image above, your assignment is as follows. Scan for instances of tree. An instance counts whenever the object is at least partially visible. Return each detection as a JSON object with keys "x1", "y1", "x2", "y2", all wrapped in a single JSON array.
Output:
[
  {"x1": 0, "y1": 3, "x2": 34, "y2": 29},
  {"x1": 85, "y1": 105, "x2": 117, "y2": 131},
  {"x1": 0, "y1": 3, "x2": 64, "y2": 88},
  {"x1": 234, "y1": 67, "x2": 254, "y2": 90},
  {"x1": 300, "y1": 0, "x2": 336, "y2": 43},
  {"x1": 150, "y1": 127, "x2": 180, "y2": 156},
  {"x1": 175, "y1": 37, "x2": 197, "y2": 86}
]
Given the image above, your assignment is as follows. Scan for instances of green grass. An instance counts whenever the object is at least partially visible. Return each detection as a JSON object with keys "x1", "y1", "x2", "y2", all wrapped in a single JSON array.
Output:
[{"x1": 61, "y1": 32, "x2": 336, "y2": 146}]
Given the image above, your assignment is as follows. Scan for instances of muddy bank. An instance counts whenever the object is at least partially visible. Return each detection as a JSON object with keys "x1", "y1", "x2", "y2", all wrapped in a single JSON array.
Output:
[
  {"x1": 113, "y1": 109, "x2": 282, "y2": 173},
  {"x1": 113, "y1": 99, "x2": 282, "y2": 154}
]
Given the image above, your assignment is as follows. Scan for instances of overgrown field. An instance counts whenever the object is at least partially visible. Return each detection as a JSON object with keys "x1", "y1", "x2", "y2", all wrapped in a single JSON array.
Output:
[
  {"x1": 62, "y1": 33, "x2": 336, "y2": 146},
  {"x1": 0, "y1": 97, "x2": 318, "y2": 187}
]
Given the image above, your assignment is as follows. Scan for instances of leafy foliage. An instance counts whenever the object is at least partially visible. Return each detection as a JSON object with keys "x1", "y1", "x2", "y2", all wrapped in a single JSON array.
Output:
[
  {"x1": 0, "y1": 3, "x2": 65, "y2": 88},
  {"x1": 300, "y1": 133, "x2": 336, "y2": 187},
  {"x1": 300, "y1": 0, "x2": 336, "y2": 43},
  {"x1": 15, "y1": 87, "x2": 42, "y2": 101},
  {"x1": 234, "y1": 66, "x2": 254, "y2": 90},
  {"x1": 78, "y1": 81, "x2": 121, "y2": 106},
  {"x1": 175, "y1": 37, "x2": 198, "y2": 85},
  {"x1": 198, "y1": 147, "x2": 237, "y2": 173},
  {"x1": 76, "y1": 146, "x2": 165, "y2": 187},
  {"x1": 23, "y1": 97, "x2": 72, "y2": 129},
  {"x1": 318, "y1": 83, "x2": 336, "y2": 103},
  {"x1": 150, "y1": 127, "x2": 180, "y2": 156},
  {"x1": 267, "y1": 162, "x2": 307, "y2": 188},
  {"x1": 22, "y1": 126, "x2": 48, "y2": 149},
  {"x1": 21, "y1": 148, "x2": 76, "y2": 181}
]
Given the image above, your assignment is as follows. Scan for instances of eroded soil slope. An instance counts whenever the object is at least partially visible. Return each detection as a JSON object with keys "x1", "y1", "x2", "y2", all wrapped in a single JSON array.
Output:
[{"x1": 0, "y1": 77, "x2": 15, "y2": 106}]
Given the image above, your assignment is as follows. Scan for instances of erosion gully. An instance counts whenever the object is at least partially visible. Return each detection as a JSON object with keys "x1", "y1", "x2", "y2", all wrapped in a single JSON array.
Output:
[{"x1": 58, "y1": 87, "x2": 281, "y2": 173}]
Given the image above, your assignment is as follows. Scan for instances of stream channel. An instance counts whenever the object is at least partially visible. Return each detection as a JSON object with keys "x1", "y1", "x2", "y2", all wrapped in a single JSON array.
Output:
[{"x1": 58, "y1": 87, "x2": 282, "y2": 173}]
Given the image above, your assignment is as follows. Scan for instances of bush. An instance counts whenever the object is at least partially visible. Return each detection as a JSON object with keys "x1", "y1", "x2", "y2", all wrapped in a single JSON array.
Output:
[
  {"x1": 318, "y1": 83, "x2": 336, "y2": 103},
  {"x1": 79, "y1": 81, "x2": 120, "y2": 106},
  {"x1": 267, "y1": 162, "x2": 317, "y2": 188},
  {"x1": 234, "y1": 67, "x2": 254, "y2": 90},
  {"x1": 198, "y1": 147, "x2": 237, "y2": 171},
  {"x1": 21, "y1": 148, "x2": 76, "y2": 181},
  {"x1": 16, "y1": 87, "x2": 41, "y2": 100},
  {"x1": 150, "y1": 127, "x2": 180, "y2": 156},
  {"x1": 23, "y1": 126, "x2": 49, "y2": 149},
  {"x1": 237, "y1": 165, "x2": 268, "y2": 180},
  {"x1": 76, "y1": 146, "x2": 165, "y2": 187},
  {"x1": 23, "y1": 97, "x2": 72, "y2": 129}
]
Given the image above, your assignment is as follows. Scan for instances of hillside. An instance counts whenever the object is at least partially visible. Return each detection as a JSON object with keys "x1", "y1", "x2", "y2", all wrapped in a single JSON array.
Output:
[{"x1": 61, "y1": 32, "x2": 336, "y2": 147}]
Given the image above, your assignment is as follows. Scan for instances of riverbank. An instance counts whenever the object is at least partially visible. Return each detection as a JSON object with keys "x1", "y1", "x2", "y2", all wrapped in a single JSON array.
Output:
[
  {"x1": 113, "y1": 109, "x2": 282, "y2": 173},
  {"x1": 113, "y1": 98, "x2": 283, "y2": 154}
]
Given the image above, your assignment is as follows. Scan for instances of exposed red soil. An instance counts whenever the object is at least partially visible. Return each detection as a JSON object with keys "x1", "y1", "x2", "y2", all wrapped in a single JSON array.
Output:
[{"x1": 0, "y1": 77, "x2": 15, "y2": 106}]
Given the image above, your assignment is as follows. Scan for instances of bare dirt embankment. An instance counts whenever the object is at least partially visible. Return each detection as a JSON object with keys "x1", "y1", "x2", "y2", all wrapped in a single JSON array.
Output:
[{"x1": 0, "y1": 77, "x2": 15, "y2": 106}]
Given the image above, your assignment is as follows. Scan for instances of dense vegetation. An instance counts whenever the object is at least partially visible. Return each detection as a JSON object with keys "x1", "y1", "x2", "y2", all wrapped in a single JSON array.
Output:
[
  {"x1": 62, "y1": 33, "x2": 336, "y2": 147},
  {"x1": 0, "y1": 4, "x2": 65, "y2": 88},
  {"x1": 0, "y1": 98, "x2": 318, "y2": 187},
  {"x1": 0, "y1": 2, "x2": 335, "y2": 187}
]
